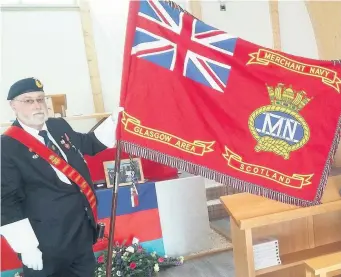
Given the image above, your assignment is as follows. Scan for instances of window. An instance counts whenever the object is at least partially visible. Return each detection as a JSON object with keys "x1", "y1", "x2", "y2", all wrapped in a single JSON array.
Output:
[
  {"x1": 1, "y1": 0, "x2": 20, "y2": 4},
  {"x1": 20, "y1": 0, "x2": 76, "y2": 4},
  {"x1": 2, "y1": 0, "x2": 77, "y2": 5}
]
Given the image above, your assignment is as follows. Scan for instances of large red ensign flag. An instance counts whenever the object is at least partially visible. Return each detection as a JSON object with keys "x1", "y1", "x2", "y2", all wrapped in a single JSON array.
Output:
[{"x1": 118, "y1": 0, "x2": 341, "y2": 206}]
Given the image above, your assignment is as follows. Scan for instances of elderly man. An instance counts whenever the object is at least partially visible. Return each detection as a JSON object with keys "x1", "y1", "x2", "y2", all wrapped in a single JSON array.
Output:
[{"x1": 0, "y1": 77, "x2": 123, "y2": 277}]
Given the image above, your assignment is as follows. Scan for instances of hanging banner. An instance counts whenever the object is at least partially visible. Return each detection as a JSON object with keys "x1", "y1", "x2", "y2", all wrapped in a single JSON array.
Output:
[{"x1": 118, "y1": 0, "x2": 341, "y2": 206}]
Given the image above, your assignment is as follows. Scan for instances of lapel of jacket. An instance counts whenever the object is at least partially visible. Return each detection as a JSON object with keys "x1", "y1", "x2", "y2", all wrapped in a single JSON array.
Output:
[
  {"x1": 45, "y1": 119, "x2": 93, "y2": 186},
  {"x1": 45, "y1": 119, "x2": 77, "y2": 165},
  {"x1": 12, "y1": 120, "x2": 59, "y2": 181}
]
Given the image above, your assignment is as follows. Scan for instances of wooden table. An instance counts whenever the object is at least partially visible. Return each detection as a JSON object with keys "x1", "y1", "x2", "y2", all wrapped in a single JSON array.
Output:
[
  {"x1": 220, "y1": 174, "x2": 341, "y2": 277},
  {"x1": 304, "y1": 251, "x2": 341, "y2": 277}
]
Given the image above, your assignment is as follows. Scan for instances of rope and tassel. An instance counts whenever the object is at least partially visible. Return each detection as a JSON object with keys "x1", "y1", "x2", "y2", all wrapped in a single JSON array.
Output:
[{"x1": 119, "y1": 137, "x2": 341, "y2": 207}]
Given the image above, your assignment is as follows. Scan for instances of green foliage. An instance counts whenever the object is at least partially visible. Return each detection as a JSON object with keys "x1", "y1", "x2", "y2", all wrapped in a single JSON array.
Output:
[{"x1": 95, "y1": 240, "x2": 184, "y2": 277}]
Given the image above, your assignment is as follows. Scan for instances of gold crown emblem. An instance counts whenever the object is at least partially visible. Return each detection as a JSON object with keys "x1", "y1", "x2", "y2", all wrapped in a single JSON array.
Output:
[
  {"x1": 34, "y1": 78, "x2": 43, "y2": 88},
  {"x1": 266, "y1": 83, "x2": 311, "y2": 112}
]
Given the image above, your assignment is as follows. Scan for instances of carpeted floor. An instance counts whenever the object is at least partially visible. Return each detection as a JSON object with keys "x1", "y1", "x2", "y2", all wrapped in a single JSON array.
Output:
[
  {"x1": 184, "y1": 227, "x2": 232, "y2": 259},
  {"x1": 159, "y1": 251, "x2": 235, "y2": 277},
  {"x1": 158, "y1": 227, "x2": 234, "y2": 277}
]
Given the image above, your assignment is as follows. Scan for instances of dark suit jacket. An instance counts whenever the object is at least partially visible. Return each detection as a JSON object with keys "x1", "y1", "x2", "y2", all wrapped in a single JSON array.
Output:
[{"x1": 1, "y1": 118, "x2": 107, "y2": 258}]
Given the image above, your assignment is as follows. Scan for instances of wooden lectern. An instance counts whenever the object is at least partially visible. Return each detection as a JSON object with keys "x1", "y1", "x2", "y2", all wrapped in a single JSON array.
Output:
[
  {"x1": 45, "y1": 94, "x2": 67, "y2": 117},
  {"x1": 220, "y1": 174, "x2": 341, "y2": 277}
]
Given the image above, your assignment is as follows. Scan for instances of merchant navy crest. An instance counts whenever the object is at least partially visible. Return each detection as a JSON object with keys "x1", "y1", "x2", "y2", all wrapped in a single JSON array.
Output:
[{"x1": 248, "y1": 83, "x2": 312, "y2": 160}]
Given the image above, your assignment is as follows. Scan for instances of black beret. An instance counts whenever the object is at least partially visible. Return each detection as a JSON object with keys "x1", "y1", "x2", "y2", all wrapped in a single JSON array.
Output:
[{"x1": 7, "y1": 77, "x2": 44, "y2": 100}]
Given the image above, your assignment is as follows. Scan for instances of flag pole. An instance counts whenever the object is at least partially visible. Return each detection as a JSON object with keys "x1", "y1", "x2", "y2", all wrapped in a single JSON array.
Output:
[{"x1": 105, "y1": 141, "x2": 122, "y2": 277}]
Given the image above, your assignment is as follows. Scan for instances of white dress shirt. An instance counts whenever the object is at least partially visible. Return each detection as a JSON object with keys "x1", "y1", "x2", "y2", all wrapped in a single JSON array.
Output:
[
  {"x1": 18, "y1": 119, "x2": 71, "y2": 184},
  {"x1": 19, "y1": 115, "x2": 118, "y2": 185}
]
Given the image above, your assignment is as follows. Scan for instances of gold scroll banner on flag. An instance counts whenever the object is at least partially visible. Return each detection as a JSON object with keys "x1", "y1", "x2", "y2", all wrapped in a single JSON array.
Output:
[
  {"x1": 247, "y1": 49, "x2": 341, "y2": 92},
  {"x1": 121, "y1": 112, "x2": 215, "y2": 156},
  {"x1": 222, "y1": 146, "x2": 314, "y2": 189}
]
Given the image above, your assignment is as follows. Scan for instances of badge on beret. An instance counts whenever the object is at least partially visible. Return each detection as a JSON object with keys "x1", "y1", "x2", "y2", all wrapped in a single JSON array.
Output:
[
  {"x1": 7, "y1": 77, "x2": 44, "y2": 100},
  {"x1": 35, "y1": 78, "x2": 43, "y2": 88}
]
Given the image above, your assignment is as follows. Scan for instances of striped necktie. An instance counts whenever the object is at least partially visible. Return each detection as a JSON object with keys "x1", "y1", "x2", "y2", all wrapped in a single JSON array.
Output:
[{"x1": 38, "y1": 130, "x2": 64, "y2": 159}]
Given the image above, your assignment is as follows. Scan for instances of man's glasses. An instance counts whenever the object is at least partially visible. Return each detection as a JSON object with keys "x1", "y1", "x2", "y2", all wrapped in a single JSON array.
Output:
[{"x1": 14, "y1": 97, "x2": 46, "y2": 105}]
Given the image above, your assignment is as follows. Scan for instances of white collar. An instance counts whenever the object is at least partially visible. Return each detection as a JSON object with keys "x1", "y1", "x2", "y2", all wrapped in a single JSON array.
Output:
[{"x1": 18, "y1": 119, "x2": 48, "y2": 137}]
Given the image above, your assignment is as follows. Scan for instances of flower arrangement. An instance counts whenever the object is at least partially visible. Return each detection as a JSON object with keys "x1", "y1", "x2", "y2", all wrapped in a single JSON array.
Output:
[{"x1": 95, "y1": 238, "x2": 184, "y2": 277}]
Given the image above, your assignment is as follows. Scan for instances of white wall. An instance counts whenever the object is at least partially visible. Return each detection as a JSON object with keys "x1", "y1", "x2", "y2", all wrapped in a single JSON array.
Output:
[
  {"x1": 1, "y1": 4, "x2": 96, "y2": 132},
  {"x1": 0, "y1": 0, "x2": 320, "y2": 133},
  {"x1": 201, "y1": 0, "x2": 318, "y2": 59},
  {"x1": 201, "y1": 1, "x2": 274, "y2": 49},
  {"x1": 89, "y1": 0, "x2": 129, "y2": 114}
]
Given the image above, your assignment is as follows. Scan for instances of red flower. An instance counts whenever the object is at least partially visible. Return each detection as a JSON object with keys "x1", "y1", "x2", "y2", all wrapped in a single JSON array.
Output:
[
  {"x1": 137, "y1": 245, "x2": 143, "y2": 253},
  {"x1": 158, "y1": 257, "x2": 164, "y2": 263},
  {"x1": 129, "y1": 262, "x2": 137, "y2": 270},
  {"x1": 97, "y1": 255, "x2": 104, "y2": 263}
]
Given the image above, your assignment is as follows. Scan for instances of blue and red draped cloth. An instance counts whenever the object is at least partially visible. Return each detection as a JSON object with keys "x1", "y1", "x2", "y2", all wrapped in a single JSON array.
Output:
[
  {"x1": 95, "y1": 182, "x2": 165, "y2": 255},
  {"x1": 1, "y1": 182, "x2": 164, "y2": 276}
]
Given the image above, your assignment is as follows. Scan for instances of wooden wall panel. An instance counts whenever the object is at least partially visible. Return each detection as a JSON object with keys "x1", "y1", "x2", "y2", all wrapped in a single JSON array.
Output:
[
  {"x1": 79, "y1": 0, "x2": 105, "y2": 114},
  {"x1": 269, "y1": 0, "x2": 281, "y2": 50},
  {"x1": 189, "y1": 0, "x2": 202, "y2": 19},
  {"x1": 305, "y1": 1, "x2": 341, "y2": 60},
  {"x1": 305, "y1": 1, "x2": 341, "y2": 167}
]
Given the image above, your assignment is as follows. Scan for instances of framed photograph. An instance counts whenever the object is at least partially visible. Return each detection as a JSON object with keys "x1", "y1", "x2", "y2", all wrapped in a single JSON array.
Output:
[{"x1": 103, "y1": 158, "x2": 145, "y2": 188}]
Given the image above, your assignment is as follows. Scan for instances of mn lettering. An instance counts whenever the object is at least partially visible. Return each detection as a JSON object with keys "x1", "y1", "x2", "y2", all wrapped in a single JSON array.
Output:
[{"x1": 259, "y1": 112, "x2": 300, "y2": 143}]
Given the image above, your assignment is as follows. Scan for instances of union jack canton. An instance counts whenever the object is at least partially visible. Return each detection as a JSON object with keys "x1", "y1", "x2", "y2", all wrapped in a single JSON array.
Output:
[{"x1": 131, "y1": 0, "x2": 238, "y2": 93}]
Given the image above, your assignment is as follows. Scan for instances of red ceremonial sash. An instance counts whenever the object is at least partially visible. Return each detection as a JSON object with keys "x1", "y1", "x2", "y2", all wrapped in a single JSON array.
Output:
[{"x1": 4, "y1": 126, "x2": 98, "y2": 223}]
